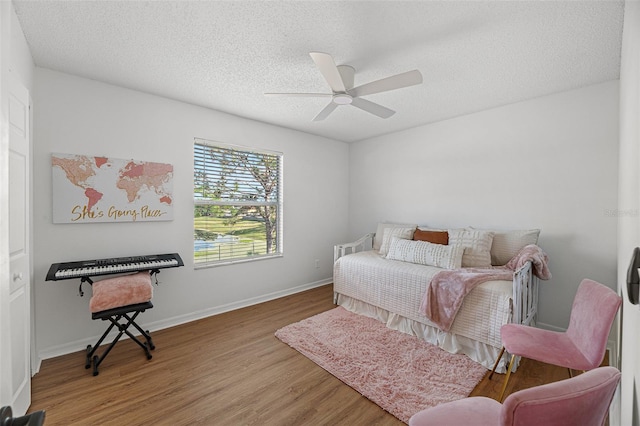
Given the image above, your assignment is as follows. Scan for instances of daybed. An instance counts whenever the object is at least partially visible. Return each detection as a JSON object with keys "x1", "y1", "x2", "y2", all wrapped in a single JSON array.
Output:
[{"x1": 333, "y1": 224, "x2": 548, "y2": 373}]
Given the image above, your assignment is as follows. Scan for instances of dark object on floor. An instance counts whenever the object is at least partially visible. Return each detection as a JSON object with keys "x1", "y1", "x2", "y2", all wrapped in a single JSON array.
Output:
[{"x1": 0, "y1": 406, "x2": 45, "y2": 426}]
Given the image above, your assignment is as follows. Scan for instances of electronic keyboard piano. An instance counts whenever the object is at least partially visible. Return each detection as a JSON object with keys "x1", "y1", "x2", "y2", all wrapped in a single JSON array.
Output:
[{"x1": 46, "y1": 253, "x2": 184, "y2": 282}]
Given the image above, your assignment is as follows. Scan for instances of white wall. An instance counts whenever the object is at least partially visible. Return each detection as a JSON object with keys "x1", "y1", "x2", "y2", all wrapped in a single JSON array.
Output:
[
  {"x1": 9, "y1": 4, "x2": 33, "y2": 91},
  {"x1": 32, "y1": 69, "x2": 349, "y2": 360},
  {"x1": 618, "y1": 1, "x2": 640, "y2": 424},
  {"x1": 349, "y1": 81, "x2": 619, "y2": 331}
]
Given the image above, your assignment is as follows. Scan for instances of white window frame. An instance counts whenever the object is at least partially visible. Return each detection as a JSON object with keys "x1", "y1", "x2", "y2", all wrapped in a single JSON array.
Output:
[{"x1": 194, "y1": 139, "x2": 283, "y2": 268}]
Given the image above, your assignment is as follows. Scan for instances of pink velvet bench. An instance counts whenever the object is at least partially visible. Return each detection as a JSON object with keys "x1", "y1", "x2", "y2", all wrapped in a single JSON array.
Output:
[{"x1": 86, "y1": 271, "x2": 155, "y2": 376}]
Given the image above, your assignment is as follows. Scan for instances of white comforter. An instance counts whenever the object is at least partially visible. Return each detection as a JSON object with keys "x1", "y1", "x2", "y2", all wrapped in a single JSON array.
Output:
[{"x1": 333, "y1": 250, "x2": 513, "y2": 348}]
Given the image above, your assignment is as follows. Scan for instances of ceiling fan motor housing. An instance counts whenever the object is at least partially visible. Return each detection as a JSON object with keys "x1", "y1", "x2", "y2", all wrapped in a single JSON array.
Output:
[{"x1": 333, "y1": 93, "x2": 353, "y2": 105}]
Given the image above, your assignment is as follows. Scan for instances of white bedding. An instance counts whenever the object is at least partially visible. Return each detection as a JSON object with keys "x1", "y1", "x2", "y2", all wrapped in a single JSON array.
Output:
[{"x1": 333, "y1": 250, "x2": 512, "y2": 349}]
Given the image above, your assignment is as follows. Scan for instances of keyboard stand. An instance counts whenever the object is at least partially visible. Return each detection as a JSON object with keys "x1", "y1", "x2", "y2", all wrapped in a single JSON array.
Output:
[
  {"x1": 86, "y1": 302, "x2": 155, "y2": 376},
  {"x1": 79, "y1": 276, "x2": 93, "y2": 297},
  {"x1": 84, "y1": 270, "x2": 158, "y2": 376}
]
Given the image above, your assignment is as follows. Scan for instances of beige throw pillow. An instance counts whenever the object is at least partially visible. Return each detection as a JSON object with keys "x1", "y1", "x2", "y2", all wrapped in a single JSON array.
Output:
[
  {"x1": 378, "y1": 226, "x2": 416, "y2": 256},
  {"x1": 490, "y1": 229, "x2": 540, "y2": 265},
  {"x1": 448, "y1": 228, "x2": 495, "y2": 267},
  {"x1": 373, "y1": 222, "x2": 417, "y2": 251}
]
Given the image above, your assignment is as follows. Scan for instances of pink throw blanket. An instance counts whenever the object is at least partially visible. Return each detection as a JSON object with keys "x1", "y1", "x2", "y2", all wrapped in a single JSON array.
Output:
[
  {"x1": 89, "y1": 270, "x2": 153, "y2": 313},
  {"x1": 420, "y1": 244, "x2": 551, "y2": 332},
  {"x1": 504, "y1": 244, "x2": 551, "y2": 281}
]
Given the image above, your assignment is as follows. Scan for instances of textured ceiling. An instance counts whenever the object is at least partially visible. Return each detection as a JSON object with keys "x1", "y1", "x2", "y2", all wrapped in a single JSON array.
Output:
[{"x1": 13, "y1": 1, "x2": 624, "y2": 143}]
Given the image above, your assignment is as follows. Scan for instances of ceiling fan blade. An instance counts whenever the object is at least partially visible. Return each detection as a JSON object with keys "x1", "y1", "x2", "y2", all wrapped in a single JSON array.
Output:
[
  {"x1": 313, "y1": 102, "x2": 339, "y2": 121},
  {"x1": 351, "y1": 98, "x2": 395, "y2": 119},
  {"x1": 309, "y1": 52, "x2": 347, "y2": 93},
  {"x1": 350, "y1": 70, "x2": 423, "y2": 98},
  {"x1": 264, "y1": 93, "x2": 332, "y2": 98}
]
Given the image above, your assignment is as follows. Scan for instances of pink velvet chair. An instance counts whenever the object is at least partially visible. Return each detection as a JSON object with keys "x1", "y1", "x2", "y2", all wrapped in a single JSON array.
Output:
[
  {"x1": 490, "y1": 278, "x2": 621, "y2": 401},
  {"x1": 408, "y1": 366, "x2": 620, "y2": 426}
]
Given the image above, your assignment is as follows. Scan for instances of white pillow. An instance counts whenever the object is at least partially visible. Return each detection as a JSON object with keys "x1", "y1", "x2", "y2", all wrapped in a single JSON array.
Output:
[
  {"x1": 386, "y1": 237, "x2": 463, "y2": 269},
  {"x1": 448, "y1": 228, "x2": 495, "y2": 267},
  {"x1": 373, "y1": 222, "x2": 417, "y2": 251},
  {"x1": 490, "y1": 229, "x2": 540, "y2": 265},
  {"x1": 378, "y1": 226, "x2": 416, "y2": 256}
]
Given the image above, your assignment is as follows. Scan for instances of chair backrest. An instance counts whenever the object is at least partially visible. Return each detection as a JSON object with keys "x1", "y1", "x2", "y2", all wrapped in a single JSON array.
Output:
[
  {"x1": 566, "y1": 279, "x2": 622, "y2": 369},
  {"x1": 500, "y1": 366, "x2": 621, "y2": 426}
]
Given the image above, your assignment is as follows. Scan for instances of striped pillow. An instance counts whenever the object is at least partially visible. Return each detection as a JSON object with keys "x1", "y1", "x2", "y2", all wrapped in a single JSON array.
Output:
[
  {"x1": 386, "y1": 237, "x2": 463, "y2": 269},
  {"x1": 374, "y1": 222, "x2": 417, "y2": 251},
  {"x1": 379, "y1": 226, "x2": 416, "y2": 256},
  {"x1": 490, "y1": 229, "x2": 540, "y2": 265},
  {"x1": 448, "y1": 228, "x2": 495, "y2": 267}
]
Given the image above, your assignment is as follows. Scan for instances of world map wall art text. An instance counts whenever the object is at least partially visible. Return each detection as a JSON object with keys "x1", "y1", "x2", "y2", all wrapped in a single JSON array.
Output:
[{"x1": 51, "y1": 153, "x2": 174, "y2": 224}]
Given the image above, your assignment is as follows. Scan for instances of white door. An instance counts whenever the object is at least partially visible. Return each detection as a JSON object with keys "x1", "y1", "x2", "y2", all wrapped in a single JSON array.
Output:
[
  {"x1": 619, "y1": 264, "x2": 640, "y2": 425},
  {"x1": 6, "y1": 74, "x2": 31, "y2": 415},
  {"x1": 618, "y1": 2, "x2": 640, "y2": 423}
]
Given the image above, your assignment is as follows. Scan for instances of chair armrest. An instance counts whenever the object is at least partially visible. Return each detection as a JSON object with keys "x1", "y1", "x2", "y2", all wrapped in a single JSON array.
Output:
[{"x1": 334, "y1": 233, "x2": 375, "y2": 262}]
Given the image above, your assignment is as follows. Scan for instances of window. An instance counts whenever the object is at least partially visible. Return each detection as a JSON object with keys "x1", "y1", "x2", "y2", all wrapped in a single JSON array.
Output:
[{"x1": 194, "y1": 139, "x2": 283, "y2": 267}]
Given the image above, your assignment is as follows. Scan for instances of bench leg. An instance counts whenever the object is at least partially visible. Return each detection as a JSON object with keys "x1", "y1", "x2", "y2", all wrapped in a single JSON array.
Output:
[
  {"x1": 86, "y1": 310, "x2": 155, "y2": 376},
  {"x1": 126, "y1": 312, "x2": 155, "y2": 350},
  {"x1": 86, "y1": 319, "x2": 119, "y2": 370}
]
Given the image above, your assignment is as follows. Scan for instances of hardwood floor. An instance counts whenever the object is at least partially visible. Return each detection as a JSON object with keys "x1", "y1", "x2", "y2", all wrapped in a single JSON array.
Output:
[{"x1": 29, "y1": 284, "x2": 583, "y2": 425}]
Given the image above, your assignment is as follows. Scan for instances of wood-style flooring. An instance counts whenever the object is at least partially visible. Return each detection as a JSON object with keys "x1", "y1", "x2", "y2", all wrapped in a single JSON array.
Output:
[{"x1": 28, "y1": 284, "x2": 586, "y2": 425}]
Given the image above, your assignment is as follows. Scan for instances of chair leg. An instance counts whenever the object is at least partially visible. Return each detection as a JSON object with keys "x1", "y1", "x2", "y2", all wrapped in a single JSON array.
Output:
[
  {"x1": 489, "y1": 347, "x2": 506, "y2": 380},
  {"x1": 568, "y1": 367, "x2": 573, "y2": 378},
  {"x1": 498, "y1": 354, "x2": 517, "y2": 402}
]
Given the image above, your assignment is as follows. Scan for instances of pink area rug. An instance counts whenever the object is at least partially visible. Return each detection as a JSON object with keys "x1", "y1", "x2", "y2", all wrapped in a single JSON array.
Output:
[{"x1": 275, "y1": 307, "x2": 487, "y2": 423}]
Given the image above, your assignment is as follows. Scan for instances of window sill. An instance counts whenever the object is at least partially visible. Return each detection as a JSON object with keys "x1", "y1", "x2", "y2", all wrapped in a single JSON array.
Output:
[{"x1": 194, "y1": 253, "x2": 283, "y2": 269}]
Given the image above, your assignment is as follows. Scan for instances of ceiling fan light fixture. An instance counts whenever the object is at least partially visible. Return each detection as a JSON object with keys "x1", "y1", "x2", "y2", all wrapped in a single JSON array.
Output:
[{"x1": 332, "y1": 93, "x2": 353, "y2": 105}]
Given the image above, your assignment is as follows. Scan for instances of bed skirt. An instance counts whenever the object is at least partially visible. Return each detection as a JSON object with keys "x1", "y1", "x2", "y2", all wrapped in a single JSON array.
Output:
[{"x1": 335, "y1": 292, "x2": 514, "y2": 373}]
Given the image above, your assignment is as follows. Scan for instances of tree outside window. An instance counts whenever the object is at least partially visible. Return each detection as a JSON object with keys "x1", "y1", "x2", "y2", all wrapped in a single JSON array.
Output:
[{"x1": 194, "y1": 140, "x2": 282, "y2": 266}]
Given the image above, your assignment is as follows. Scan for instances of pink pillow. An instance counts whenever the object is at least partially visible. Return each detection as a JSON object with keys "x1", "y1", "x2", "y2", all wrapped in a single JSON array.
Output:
[{"x1": 89, "y1": 271, "x2": 153, "y2": 313}]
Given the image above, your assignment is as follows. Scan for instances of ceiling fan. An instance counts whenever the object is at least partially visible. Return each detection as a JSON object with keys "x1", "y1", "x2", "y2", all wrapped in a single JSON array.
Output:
[{"x1": 265, "y1": 52, "x2": 423, "y2": 121}]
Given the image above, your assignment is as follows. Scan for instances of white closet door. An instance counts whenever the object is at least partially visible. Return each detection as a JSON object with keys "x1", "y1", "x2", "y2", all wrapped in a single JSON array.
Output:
[{"x1": 5, "y1": 73, "x2": 31, "y2": 415}]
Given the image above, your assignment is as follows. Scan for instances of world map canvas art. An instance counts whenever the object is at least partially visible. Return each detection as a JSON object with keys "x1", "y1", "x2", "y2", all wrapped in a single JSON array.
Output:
[{"x1": 52, "y1": 153, "x2": 174, "y2": 223}]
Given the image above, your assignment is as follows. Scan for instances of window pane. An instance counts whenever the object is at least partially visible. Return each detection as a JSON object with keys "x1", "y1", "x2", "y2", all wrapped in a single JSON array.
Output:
[
  {"x1": 194, "y1": 140, "x2": 282, "y2": 266},
  {"x1": 194, "y1": 144, "x2": 280, "y2": 203}
]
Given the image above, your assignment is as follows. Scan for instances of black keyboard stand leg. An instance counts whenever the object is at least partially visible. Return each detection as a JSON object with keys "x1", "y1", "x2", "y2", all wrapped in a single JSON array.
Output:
[
  {"x1": 120, "y1": 312, "x2": 153, "y2": 359},
  {"x1": 86, "y1": 304, "x2": 154, "y2": 376},
  {"x1": 85, "y1": 319, "x2": 118, "y2": 371},
  {"x1": 128, "y1": 314, "x2": 155, "y2": 350},
  {"x1": 90, "y1": 314, "x2": 128, "y2": 376}
]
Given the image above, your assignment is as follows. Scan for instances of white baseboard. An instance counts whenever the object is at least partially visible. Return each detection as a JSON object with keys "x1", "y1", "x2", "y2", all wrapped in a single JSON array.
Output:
[
  {"x1": 534, "y1": 320, "x2": 562, "y2": 332},
  {"x1": 36, "y1": 278, "x2": 332, "y2": 363}
]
